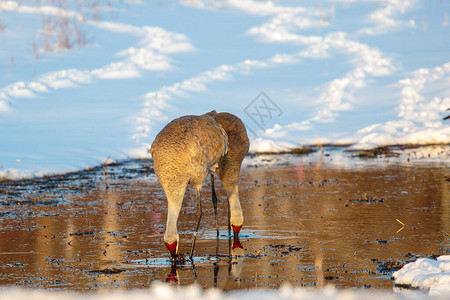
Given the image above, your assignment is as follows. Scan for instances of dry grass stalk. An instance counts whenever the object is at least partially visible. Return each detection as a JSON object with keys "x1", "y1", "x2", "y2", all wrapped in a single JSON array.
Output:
[
  {"x1": 396, "y1": 219, "x2": 405, "y2": 226},
  {"x1": 102, "y1": 156, "x2": 110, "y2": 189},
  {"x1": 5, "y1": 0, "x2": 120, "y2": 57},
  {"x1": 396, "y1": 219, "x2": 405, "y2": 233}
]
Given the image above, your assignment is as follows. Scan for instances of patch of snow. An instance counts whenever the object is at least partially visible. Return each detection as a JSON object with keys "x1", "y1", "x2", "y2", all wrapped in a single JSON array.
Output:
[
  {"x1": 356, "y1": 0, "x2": 416, "y2": 36},
  {"x1": 0, "y1": 168, "x2": 46, "y2": 181},
  {"x1": 248, "y1": 137, "x2": 295, "y2": 153},
  {"x1": 393, "y1": 255, "x2": 450, "y2": 297},
  {"x1": 0, "y1": 0, "x2": 84, "y2": 21},
  {"x1": 350, "y1": 62, "x2": 450, "y2": 149}
]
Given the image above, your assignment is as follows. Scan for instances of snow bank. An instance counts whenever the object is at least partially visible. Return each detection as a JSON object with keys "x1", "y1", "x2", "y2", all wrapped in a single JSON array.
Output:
[
  {"x1": 349, "y1": 124, "x2": 450, "y2": 150},
  {"x1": 0, "y1": 283, "x2": 438, "y2": 300},
  {"x1": 1, "y1": 0, "x2": 449, "y2": 181},
  {"x1": 248, "y1": 137, "x2": 295, "y2": 153},
  {"x1": 393, "y1": 255, "x2": 450, "y2": 297}
]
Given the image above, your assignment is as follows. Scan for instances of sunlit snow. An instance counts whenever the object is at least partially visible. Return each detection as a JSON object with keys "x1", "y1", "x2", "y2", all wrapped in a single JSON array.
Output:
[
  {"x1": 0, "y1": 1, "x2": 449, "y2": 174},
  {"x1": 393, "y1": 255, "x2": 450, "y2": 297}
]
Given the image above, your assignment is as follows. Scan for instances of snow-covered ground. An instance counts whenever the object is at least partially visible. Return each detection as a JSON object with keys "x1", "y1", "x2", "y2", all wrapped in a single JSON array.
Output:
[{"x1": 1, "y1": 0, "x2": 449, "y2": 180}]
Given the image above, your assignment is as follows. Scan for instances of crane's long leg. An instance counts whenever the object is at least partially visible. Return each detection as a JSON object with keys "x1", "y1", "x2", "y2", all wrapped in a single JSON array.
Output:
[
  {"x1": 227, "y1": 197, "x2": 231, "y2": 236},
  {"x1": 189, "y1": 186, "x2": 202, "y2": 260},
  {"x1": 227, "y1": 195, "x2": 232, "y2": 257},
  {"x1": 211, "y1": 173, "x2": 219, "y2": 238},
  {"x1": 211, "y1": 173, "x2": 220, "y2": 257},
  {"x1": 213, "y1": 261, "x2": 219, "y2": 288}
]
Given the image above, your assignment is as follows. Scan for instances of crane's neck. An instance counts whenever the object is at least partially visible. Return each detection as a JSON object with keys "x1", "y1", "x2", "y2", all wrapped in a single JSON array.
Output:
[
  {"x1": 227, "y1": 184, "x2": 243, "y2": 230},
  {"x1": 163, "y1": 187, "x2": 184, "y2": 257}
]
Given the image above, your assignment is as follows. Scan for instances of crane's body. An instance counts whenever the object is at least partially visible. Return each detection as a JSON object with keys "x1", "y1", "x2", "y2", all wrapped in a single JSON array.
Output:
[{"x1": 150, "y1": 111, "x2": 248, "y2": 260}]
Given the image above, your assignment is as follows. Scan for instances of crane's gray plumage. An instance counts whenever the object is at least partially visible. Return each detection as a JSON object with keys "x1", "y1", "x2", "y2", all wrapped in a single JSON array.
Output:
[
  {"x1": 207, "y1": 111, "x2": 249, "y2": 238},
  {"x1": 150, "y1": 111, "x2": 249, "y2": 260}
]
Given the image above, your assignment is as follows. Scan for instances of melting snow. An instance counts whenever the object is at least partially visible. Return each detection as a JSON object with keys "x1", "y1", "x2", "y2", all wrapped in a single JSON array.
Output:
[
  {"x1": 393, "y1": 255, "x2": 450, "y2": 297},
  {"x1": 0, "y1": 1, "x2": 449, "y2": 176}
]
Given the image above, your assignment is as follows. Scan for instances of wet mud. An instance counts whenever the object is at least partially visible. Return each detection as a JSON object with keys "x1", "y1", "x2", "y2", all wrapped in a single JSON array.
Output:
[{"x1": 0, "y1": 150, "x2": 449, "y2": 291}]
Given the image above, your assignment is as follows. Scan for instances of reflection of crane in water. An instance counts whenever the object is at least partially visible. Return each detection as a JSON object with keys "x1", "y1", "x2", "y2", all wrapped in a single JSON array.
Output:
[
  {"x1": 165, "y1": 242, "x2": 245, "y2": 285},
  {"x1": 150, "y1": 111, "x2": 249, "y2": 261}
]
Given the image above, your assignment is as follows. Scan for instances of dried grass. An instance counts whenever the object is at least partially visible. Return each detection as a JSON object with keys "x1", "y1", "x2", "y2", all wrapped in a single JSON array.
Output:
[{"x1": 3, "y1": 0, "x2": 120, "y2": 58}]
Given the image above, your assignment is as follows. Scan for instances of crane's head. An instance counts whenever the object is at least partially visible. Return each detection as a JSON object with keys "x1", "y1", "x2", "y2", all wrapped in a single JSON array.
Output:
[
  {"x1": 232, "y1": 224, "x2": 242, "y2": 236},
  {"x1": 165, "y1": 241, "x2": 178, "y2": 259},
  {"x1": 164, "y1": 233, "x2": 179, "y2": 260}
]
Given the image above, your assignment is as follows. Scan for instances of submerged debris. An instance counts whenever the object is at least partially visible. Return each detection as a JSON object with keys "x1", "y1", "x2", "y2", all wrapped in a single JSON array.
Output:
[
  {"x1": 348, "y1": 198, "x2": 384, "y2": 203},
  {"x1": 290, "y1": 146, "x2": 317, "y2": 155},
  {"x1": 0, "y1": 158, "x2": 154, "y2": 201},
  {"x1": 354, "y1": 146, "x2": 396, "y2": 159},
  {"x1": 348, "y1": 194, "x2": 384, "y2": 203},
  {"x1": 69, "y1": 230, "x2": 95, "y2": 236},
  {"x1": 0, "y1": 198, "x2": 62, "y2": 206},
  {"x1": 375, "y1": 261, "x2": 405, "y2": 274},
  {"x1": 248, "y1": 146, "x2": 318, "y2": 156},
  {"x1": 88, "y1": 267, "x2": 125, "y2": 275},
  {"x1": 267, "y1": 244, "x2": 303, "y2": 255}
]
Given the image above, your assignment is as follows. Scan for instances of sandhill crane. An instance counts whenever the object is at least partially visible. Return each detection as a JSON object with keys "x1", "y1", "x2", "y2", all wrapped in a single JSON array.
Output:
[{"x1": 150, "y1": 111, "x2": 248, "y2": 260}]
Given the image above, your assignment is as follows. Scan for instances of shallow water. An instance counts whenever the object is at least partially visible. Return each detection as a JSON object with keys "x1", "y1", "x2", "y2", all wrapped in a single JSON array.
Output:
[{"x1": 0, "y1": 150, "x2": 449, "y2": 291}]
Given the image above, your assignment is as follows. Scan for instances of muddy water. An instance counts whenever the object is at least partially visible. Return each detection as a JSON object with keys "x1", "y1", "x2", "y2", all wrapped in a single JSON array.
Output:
[{"x1": 0, "y1": 153, "x2": 449, "y2": 291}]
